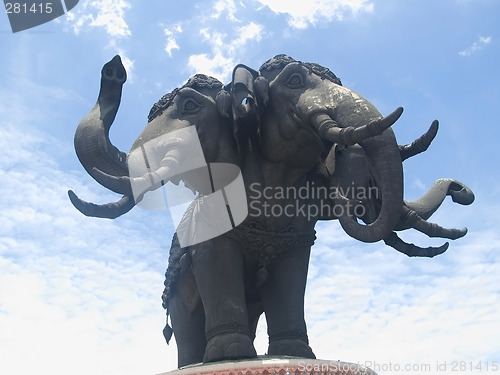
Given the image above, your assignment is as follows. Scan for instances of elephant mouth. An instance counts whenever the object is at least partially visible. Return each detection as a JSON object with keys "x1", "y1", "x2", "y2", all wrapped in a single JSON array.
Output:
[
  {"x1": 290, "y1": 110, "x2": 302, "y2": 125},
  {"x1": 291, "y1": 108, "x2": 324, "y2": 137}
]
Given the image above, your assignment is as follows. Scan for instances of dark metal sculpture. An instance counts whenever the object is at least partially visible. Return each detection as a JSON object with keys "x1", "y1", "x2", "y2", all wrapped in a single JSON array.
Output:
[{"x1": 69, "y1": 55, "x2": 474, "y2": 368}]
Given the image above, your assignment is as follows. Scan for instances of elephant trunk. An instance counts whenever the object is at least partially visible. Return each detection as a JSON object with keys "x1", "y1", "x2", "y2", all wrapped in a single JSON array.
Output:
[
  {"x1": 401, "y1": 178, "x2": 475, "y2": 225},
  {"x1": 313, "y1": 111, "x2": 404, "y2": 243},
  {"x1": 68, "y1": 134, "x2": 190, "y2": 219},
  {"x1": 231, "y1": 65, "x2": 260, "y2": 145},
  {"x1": 74, "y1": 55, "x2": 130, "y2": 194},
  {"x1": 232, "y1": 65, "x2": 258, "y2": 122},
  {"x1": 230, "y1": 65, "x2": 269, "y2": 152},
  {"x1": 69, "y1": 55, "x2": 137, "y2": 219},
  {"x1": 352, "y1": 130, "x2": 404, "y2": 242},
  {"x1": 311, "y1": 107, "x2": 403, "y2": 146}
]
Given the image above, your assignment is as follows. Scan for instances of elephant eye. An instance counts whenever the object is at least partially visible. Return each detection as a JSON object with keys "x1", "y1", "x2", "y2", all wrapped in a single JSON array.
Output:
[
  {"x1": 116, "y1": 69, "x2": 126, "y2": 80},
  {"x1": 286, "y1": 73, "x2": 304, "y2": 88},
  {"x1": 182, "y1": 98, "x2": 202, "y2": 114}
]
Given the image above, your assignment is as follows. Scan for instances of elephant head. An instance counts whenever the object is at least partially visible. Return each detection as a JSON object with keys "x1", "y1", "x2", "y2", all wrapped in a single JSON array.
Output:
[
  {"x1": 327, "y1": 140, "x2": 475, "y2": 258},
  {"x1": 69, "y1": 55, "x2": 238, "y2": 220},
  {"x1": 245, "y1": 54, "x2": 404, "y2": 243}
]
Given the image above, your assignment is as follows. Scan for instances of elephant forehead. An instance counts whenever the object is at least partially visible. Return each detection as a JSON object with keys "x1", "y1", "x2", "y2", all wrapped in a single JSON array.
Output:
[
  {"x1": 131, "y1": 115, "x2": 193, "y2": 150},
  {"x1": 298, "y1": 84, "x2": 366, "y2": 113}
]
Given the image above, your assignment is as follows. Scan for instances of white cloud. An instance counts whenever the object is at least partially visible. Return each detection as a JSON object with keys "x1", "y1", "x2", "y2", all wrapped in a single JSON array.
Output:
[
  {"x1": 255, "y1": 0, "x2": 374, "y2": 29},
  {"x1": 235, "y1": 22, "x2": 264, "y2": 45},
  {"x1": 411, "y1": 177, "x2": 427, "y2": 192},
  {"x1": 119, "y1": 53, "x2": 135, "y2": 77},
  {"x1": 150, "y1": 1, "x2": 261, "y2": 80},
  {"x1": 164, "y1": 25, "x2": 183, "y2": 57},
  {"x1": 65, "y1": 0, "x2": 132, "y2": 37},
  {"x1": 459, "y1": 35, "x2": 492, "y2": 57},
  {"x1": 188, "y1": 22, "x2": 264, "y2": 80},
  {"x1": 64, "y1": 11, "x2": 94, "y2": 34},
  {"x1": 90, "y1": 0, "x2": 132, "y2": 37},
  {"x1": 188, "y1": 52, "x2": 235, "y2": 80},
  {"x1": 212, "y1": 0, "x2": 239, "y2": 21},
  {"x1": 0, "y1": 256, "x2": 171, "y2": 374}
]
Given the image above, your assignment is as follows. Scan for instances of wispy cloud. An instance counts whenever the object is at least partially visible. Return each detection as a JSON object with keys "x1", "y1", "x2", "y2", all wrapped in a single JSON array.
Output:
[
  {"x1": 212, "y1": 0, "x2": 239, "y2": 21},
  {"x1": 90, "y1": 0, "x2": 132, "y2": 37},
  {"x1": 256, "y1": 0, "x2": 374, "y2": 29},
  {"x1": 65, "y1": 0, "x2": 132, "y2": 37},
  {"x1": 459, "y1": 35, "x2": 492, "y2": 57},
  {"x1": 156, "y1": 1, "x2": 264, "y2": 80},
  {"x1": 165, "y1": 0, "x2": 372, "y2": 80},
  {"x1": 187, "y1": 20, "x2": 264, "y2": 80},
  {"x1": 411, "y1": 177, "x2": 427, "y2": 192},
  {"x1": 164, "y1": 24, "x2": 183, "y2": 57}
]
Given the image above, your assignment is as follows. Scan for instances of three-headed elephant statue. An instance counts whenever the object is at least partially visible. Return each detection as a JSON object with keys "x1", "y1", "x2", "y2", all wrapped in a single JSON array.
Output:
[{"x1": 69, "y1": 55, "x2": 474, "y2": 369}]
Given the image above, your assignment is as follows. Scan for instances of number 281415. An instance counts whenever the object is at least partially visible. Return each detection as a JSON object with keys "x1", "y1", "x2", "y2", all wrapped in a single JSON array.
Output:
[{"x1": 5, "y1": 2, "x2": 53, "y2": 14}]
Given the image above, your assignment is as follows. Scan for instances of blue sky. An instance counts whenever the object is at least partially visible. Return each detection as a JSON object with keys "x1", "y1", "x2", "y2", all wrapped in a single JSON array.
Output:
[{"x1": 0, "y1": 0, "x2": 499, "y2": 374}]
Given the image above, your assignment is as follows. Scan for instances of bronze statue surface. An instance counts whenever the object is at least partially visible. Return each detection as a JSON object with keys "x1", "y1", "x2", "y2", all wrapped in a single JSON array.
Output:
[{"x1": 69, "y1": 55, "x2": 474, "y2": 368}]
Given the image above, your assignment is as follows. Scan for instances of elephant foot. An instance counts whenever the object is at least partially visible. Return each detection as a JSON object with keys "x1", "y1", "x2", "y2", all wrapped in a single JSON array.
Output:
[
  {"x1": 268, "y1": 338, "x2": 316, "y2": 359},
  {"x1": 203, "y1": 333, "x2": 257, "y2": 363}
]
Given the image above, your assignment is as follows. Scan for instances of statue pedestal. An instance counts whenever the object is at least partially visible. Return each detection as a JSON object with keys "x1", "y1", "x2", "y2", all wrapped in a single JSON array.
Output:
[{"x1": 158, "y1": 357, "x2": 377, "y2": 375}]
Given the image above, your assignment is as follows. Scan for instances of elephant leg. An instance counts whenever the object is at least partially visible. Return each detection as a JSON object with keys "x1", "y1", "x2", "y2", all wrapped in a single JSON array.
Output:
[
  {"x1": 260, "y1": 246, "x2": 316, "y2": 359},
  {"x1": 189, "y1": 235, "x2": 257, "y2": 363},
  {"x1": 168, "y1": 265, "x2": 206, "y2": 367}
]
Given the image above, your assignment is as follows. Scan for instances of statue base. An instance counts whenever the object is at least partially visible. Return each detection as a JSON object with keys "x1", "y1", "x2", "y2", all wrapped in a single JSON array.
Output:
[{"x1": 158, "y1": 357, "x2": 377, "y2": 375}]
